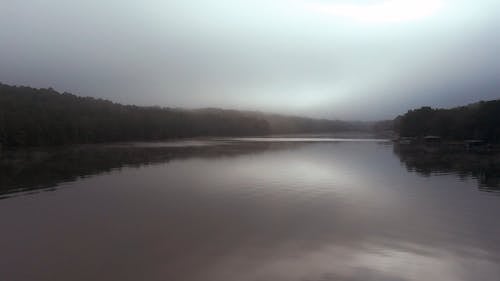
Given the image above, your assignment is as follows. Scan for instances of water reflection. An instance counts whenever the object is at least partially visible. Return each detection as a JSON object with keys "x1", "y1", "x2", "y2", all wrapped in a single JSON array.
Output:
[
  {"x1": 0, "y1": 141, "x2": 301, "y2": 198},
  {"x1": 3, "y1": 140, "x2": 497, "y2": 199},
  {"x1": 1, "y1": 141, "x2": 500, "y2": 281},
  {"x1": 393, "y1": 144, "x2": 500, "y2": 192}
]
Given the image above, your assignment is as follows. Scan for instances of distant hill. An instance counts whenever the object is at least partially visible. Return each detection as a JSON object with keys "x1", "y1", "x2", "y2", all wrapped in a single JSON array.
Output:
[
  {"x1": 195, "y1": 108, "x2": 362, "y2": 135},
  {"x1": 0, "y1": 83, "x2": 368, "y2": 147},
  {"x1": 394, "y1": 100, "x2": 500, "y2": 142}
]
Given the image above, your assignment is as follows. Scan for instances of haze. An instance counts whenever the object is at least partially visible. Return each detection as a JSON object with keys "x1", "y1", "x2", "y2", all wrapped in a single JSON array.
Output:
[{"x1": 1, "y1": 0, "x2": 499, "y2": 120}]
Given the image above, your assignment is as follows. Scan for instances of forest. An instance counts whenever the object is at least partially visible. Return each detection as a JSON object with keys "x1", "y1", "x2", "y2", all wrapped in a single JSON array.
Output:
[
  {"x1": 394, "y1": 100, "x2": 500, "y2": 142},
  {"x1": 0, "y1": 83, "x2": 360, "y2": 147}
]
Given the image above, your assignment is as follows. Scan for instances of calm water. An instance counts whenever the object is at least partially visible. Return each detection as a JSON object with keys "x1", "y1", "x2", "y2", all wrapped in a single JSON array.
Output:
[{"x1": 1, "y1": 139, "x2": 499, "y2": 281}]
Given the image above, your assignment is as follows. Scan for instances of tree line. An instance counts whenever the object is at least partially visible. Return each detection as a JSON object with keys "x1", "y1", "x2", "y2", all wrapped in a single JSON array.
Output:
[
  {"x1": 0, "y1": 83, "x2": 360, "y2": 147},
  {"x1": 394, "y1": 100, "x2": 500, "y2": 142}
]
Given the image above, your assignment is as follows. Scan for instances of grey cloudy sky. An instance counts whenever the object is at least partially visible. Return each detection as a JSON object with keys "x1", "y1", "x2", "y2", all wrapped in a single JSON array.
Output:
[{"x1": 1, "y1": 0, "x2": 499, "y2": 120}]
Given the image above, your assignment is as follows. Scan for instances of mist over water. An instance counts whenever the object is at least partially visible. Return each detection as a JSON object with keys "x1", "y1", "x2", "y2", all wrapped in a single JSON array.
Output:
[
  {"x1": 2, "y1": 0, "x2": 500, "y2": 280},
  {"x1": 2, "y1": 0, "x2": 500, "y2": 119},
  {"x1": 1, "y1": 140, "x2": 499, "y2": 281}
]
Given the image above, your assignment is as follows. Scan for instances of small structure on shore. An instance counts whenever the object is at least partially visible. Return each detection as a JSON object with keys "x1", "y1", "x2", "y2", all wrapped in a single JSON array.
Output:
[
  {"x1": 423, "y1": 136, "x2": 442, "y2": 144},
  {"x1": 397, "y1": 137, "x2": 417, "y2": 144},
  {"x1": 465, "y1": 140, "x2": 488, "y2": 151}
]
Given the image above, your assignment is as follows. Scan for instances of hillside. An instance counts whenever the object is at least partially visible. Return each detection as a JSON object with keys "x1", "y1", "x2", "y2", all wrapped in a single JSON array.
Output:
[{"x1": 0, "y1": 83, "x2": 364, "y2": 147}]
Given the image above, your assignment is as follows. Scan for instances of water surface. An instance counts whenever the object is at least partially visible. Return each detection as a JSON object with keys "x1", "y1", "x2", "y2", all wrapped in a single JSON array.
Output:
[{"x1": 1, "y1": 139, "x2": 499, "y2": 281}]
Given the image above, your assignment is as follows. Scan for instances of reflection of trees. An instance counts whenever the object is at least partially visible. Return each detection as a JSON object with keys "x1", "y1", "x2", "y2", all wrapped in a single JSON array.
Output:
[
  {"x1": 0, "y1": 142, "x2": 300, "y2": 199},
  {"x1": 393, "y1": 144, "x2": 500, "y2": 192}
]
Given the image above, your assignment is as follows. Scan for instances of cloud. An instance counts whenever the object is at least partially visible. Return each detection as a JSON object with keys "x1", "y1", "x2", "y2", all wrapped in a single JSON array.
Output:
[{"x1": 1, "y1": 0, "x2": 499, "y2": 119}]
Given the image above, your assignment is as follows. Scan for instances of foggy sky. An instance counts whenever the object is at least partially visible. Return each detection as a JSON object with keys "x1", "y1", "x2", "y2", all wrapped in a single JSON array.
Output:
[{"x1": 1, "y1": 0, "x2": 499, "y2": 120}]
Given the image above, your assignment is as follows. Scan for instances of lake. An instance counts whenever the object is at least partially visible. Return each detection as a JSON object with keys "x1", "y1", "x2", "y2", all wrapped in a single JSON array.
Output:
[{"x1": 1, "y1": 138, "x2": 499, "y2": 281}]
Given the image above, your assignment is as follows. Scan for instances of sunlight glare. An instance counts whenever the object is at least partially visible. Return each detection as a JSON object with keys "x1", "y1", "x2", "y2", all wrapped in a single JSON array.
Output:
[{"x1": 304, "y1": 0, "x2": 444, "y2": 23}]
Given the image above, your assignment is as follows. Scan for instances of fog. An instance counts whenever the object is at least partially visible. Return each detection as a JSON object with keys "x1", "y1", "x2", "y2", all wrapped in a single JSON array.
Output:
[{"x1": 1, "y1": 0, "x2": 499, "y2": 119}]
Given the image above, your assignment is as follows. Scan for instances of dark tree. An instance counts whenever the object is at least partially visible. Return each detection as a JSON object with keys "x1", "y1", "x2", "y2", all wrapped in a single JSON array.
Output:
[
  {"x1": 395, "y1": 100, "x2": 500, "y2": 143},
  {"x1": 0, "y1": 83, "x2": 365, "y2": 147}
]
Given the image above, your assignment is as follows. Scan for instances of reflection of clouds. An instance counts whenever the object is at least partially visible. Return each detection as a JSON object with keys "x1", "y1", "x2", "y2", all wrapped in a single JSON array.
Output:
[
  {"x1": 155, "y1": 143, "x2": 500, "y2": 281},
  {"x1": 141, "y1": 143, "x2": 500, "y2": 280},
  {"x1": 195, "y1": 240, "x2": 500, "y2": 281},
  {"x1": 1, "y1": 142, "x2": 500, "y2": 281}
]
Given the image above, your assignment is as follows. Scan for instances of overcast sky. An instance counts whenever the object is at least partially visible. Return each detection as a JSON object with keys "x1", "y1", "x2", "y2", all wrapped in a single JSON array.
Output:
[{"x1": 1, "y1": 0, "x2": 499, "y2": 120}]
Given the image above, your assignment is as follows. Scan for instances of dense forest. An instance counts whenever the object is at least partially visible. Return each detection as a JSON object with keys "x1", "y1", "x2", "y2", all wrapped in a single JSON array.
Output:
[
  {"x1": 394, "y1": 100, "x2": 500, "y2": 143},
  {"x1": 0, "y1": 83, "x2": 361, "y2": 147},
  {"x1": 0, "y1": 84, "x2": 268, "y2": 146}
]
